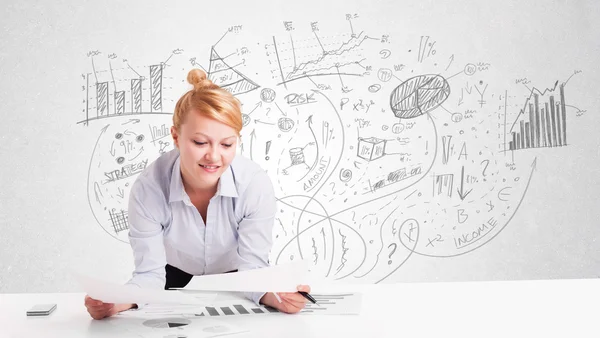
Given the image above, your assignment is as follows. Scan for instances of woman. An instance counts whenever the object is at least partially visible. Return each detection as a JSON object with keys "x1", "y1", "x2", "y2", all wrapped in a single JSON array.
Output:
[{"x1": 84, "y1": 69, "x2": 310, "y2": 319}]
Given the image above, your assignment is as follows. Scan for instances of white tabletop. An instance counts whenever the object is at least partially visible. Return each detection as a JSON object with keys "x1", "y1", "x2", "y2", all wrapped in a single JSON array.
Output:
[{"x1": 1, "y1": 278, "x2": 598, "y2": 338}]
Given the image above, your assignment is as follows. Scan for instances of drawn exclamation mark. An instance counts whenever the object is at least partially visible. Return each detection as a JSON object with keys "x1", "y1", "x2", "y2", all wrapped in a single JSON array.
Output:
[
  {"x1": 425, "y1": 141, "x2": 428, "y2": 155},
  {"x1": 265, "y1": 141, "x2": 271, "y2": 160}
]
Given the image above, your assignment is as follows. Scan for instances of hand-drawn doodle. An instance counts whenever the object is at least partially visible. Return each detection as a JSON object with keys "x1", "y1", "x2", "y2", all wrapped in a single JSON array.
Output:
[
  {"x1": 390, "y1": 74, "x2": 451, "y2": 119},
  {"x1": 208, "y1": 47, "x2": 260, "y2": 95},
  {"x1": 78, "y1": 52, "x2": 179, "y2": 125},
  {"x1": 80, "y1": 14, "x2": 585, "y2": 283},
  {"x1": 86, "y1": 117, "x2": 173, "y2": 243}
]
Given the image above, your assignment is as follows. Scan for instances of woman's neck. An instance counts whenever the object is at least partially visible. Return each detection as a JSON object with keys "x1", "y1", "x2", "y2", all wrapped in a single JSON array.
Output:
[{"x1": 180, "y1": 170, "x2": 218, "y2": 198}]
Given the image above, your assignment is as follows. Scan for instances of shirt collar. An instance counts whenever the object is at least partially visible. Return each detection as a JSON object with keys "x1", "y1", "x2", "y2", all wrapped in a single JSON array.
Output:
[{"x1": 169, "y1": 155, "x2": 239, "y2": 203}]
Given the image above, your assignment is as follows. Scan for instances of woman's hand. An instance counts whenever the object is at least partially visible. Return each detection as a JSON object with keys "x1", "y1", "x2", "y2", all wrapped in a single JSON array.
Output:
[
  {"x1": 84, "y1": 295, "x2": 135, "y2": 320},
  {"x1": 260, "y1": 285, "x2": 311, "y2": 314}
]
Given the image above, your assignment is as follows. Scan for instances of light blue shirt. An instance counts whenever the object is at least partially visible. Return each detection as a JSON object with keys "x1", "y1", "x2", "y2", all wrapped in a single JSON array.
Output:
[{"x1": 125, "y1": 148, "x2": 276, "y2": 305}]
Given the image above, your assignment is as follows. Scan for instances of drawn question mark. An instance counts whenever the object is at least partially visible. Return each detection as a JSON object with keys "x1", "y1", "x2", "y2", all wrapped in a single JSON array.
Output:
[
  {"x1": 329, "y1": 181, "x2": 335, "y2": 191},
  {"x1": 481, "y1": 159, "x2": 490, "y2": 177},
  {"x1": 387, "y1": 243, "x2": 397, "y2": 265}
]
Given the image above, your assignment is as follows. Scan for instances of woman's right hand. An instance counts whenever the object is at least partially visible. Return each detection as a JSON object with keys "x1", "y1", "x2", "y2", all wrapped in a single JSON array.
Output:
[{"x1": 84, "y1": 295, "x2": 135, "y2": 320}]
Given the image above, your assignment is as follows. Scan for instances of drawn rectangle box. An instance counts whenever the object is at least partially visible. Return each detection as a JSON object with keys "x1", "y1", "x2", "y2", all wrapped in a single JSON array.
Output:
[{"x1": 358, "y1": 137, "x2": 386, "y2": 161}]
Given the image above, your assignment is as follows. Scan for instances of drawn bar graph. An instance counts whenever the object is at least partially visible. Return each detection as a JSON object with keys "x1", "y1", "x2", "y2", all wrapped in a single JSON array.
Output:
[
  {"x1": 150, "y1": 64, "x2": 163, "y2": 112},
  {"x1": 96, "y1": 82, "x2": 108, "y2": 117},
  {"x1": 508, "y1": 83, "x2": 567, "y2": 151},
  {"x1": 131, "y1": 78, "x2": 142, "y2": 113},
  {"x1": 79, "y1": 64, "x2": 171, "y2": 125},
  {"x1": 115, "y1": 91, "x2": 125, "y2": 115},
  {"x1": 187, "y1": 293, "x2": 361, "y2": 317}
]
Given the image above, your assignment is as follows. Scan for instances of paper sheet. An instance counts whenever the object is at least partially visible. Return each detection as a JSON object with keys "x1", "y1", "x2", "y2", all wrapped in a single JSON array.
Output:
[
  {"x1": 180, "y1": 260, "x2": 319, "y2": 292},
  {"x1": 121, "y1": 291, "x2": 362, "y2": 316},
  {"x1": 73, "y1": 272, "x2": 216, "y2": 305},
  {"x1": 107, "y1": 314, "x2": 248, "y2": 338}
]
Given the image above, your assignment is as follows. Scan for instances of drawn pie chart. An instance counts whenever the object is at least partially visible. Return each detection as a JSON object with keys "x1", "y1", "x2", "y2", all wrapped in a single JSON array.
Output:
[
  {"x1": 390, "y1": 74, "x2": 450, "y2": 119},
  {"x1": 143, "y1": 317, "x2": 191, "y2": 328}
]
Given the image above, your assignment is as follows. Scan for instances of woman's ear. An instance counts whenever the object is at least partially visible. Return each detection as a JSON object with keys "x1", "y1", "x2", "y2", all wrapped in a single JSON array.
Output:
[{"x1": 171, "y1": 126, "x2": 180, "y2": 149}]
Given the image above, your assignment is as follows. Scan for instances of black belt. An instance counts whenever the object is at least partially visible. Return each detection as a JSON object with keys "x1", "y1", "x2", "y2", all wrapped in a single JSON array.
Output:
[{"x1": 164, "y1": 264, "x2": 238, "y2": 290}]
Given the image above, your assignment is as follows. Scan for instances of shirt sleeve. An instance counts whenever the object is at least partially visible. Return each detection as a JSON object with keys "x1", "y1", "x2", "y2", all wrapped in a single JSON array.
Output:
[
  {"x1": 125, "y1": 176, "x2": 168, "y2": 307},
  {"x1": 236, "y1": 169, "x2": 277, "y2": 305}
]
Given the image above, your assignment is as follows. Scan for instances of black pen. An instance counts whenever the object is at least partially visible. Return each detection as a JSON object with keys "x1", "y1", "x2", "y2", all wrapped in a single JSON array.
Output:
[{"x1": 298, "y1": 291, "x2": 320, "y2": 306}]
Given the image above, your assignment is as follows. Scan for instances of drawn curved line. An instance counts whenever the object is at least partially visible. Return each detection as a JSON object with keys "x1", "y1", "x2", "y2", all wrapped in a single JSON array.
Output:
[
  {"x1": 279, "y1": 112, "x2": 438, "y2": 225},
  {"x1": 304, "y1": 157, "x2": 331, "y2": 193},
  {"x1": 281, "y1": 104, "x2": 438, "y2": 280},
  {"x1": 375, "y1": 220, "x2": 419, "y2": 283},
  {"x1": 399, "y1": 157, "x2": 537, "y2": 258},
  {"x1": 295, "y1": 90, "x2": 345, "y2": 277},
  {"x1": 297, "y1": 116, "x2": 320, "y2": 182},
  {"x1": 274, "y1": 196, "x2": 368, "y2": 279},
  {"x1": 276, "y1": 194, "x2": 336, "y2": 275},
  {"x1": 278, "y1": 114, "x2": 438, "y2": 274},
  {"x1": 86, "y1": 124, "x2": 127, "y2": 244},
  {"x1": 354, "y1": 205, "x2": 400, "y2": 278}
]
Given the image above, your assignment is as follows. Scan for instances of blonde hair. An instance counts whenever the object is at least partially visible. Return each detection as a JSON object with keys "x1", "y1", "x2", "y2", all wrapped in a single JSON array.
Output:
[{"x1": 173, "y1": 69, "x2": 242, "y2": 134}]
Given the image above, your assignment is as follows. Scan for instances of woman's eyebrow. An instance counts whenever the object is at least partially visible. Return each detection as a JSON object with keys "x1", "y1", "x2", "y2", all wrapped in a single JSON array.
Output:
[{"x1": 194, "y1": 132, "x2": 237, "y2": 141}]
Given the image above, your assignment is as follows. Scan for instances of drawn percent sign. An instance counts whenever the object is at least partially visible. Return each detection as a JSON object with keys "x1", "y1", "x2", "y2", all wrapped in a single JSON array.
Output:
[{"x1": 389, "y1": 74, "x2": 450, "y2": 119}]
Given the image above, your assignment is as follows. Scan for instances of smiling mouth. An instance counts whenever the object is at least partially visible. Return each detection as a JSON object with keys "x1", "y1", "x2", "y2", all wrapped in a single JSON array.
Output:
[{"x1": 199, "y1": 164, "x2": 220, "y2": 169}]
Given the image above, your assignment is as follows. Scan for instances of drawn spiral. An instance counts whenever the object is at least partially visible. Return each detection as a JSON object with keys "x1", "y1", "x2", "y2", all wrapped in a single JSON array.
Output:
[{"x1": 339, "y1": 168, "x2": 352, "y2": 182}]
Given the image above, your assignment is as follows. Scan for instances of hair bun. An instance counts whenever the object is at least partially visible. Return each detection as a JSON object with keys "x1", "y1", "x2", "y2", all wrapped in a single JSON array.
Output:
[{"x1": 187, "y1": 68, "x2": 214, "y2": 90}]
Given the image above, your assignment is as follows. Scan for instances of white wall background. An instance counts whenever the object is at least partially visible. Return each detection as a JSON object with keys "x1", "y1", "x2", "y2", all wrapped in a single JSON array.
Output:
[{"x1": 1, "y1": 0, "x2": 599, "y2": 293}]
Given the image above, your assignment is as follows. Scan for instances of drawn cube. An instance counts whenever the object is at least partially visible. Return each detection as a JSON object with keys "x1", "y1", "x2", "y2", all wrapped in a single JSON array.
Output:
[{"x1": 357, "y1": 137, "x2": 386, "y2": 161}]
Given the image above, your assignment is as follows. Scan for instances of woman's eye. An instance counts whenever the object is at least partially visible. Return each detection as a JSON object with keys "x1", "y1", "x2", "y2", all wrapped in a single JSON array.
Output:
[
  {"x1": 193, "y1": 140, "x2": 207, "y2": 145},
  {"x1": 222, "y1": 144, "x2": 233, "y2": 148}
]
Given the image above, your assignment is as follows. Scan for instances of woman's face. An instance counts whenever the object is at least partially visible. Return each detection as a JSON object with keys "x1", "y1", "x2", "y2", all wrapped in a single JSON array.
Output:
[{"x1": 171, "y1": 111, "x2": 238, "y2": 190}]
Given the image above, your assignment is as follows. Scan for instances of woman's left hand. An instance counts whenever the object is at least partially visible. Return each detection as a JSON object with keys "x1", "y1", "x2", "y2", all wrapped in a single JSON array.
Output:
[{"x1": 260, "y1": 285, "x2": 311, "y2": 314}]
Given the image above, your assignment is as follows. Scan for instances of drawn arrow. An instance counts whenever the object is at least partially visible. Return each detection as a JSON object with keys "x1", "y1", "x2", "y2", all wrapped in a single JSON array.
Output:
[
  {"x1": 248, "y1": 101, "x2": 262, "y2": 115},
  {"x1": 465, "y1": 82, "x2": 473, "y2": 94},
  {"x1": 249, "y1": 129, "x2": 256, "y2": 161},
  {"x1": 254, "y1": 119, "x2": 275, "y2": 125},
  {"x1": 457, "y1": 165, "x2": 473, "y2": 200},
  {"x1": 274, "y1": 102, "x2": 287, "y2": 116},
  {"x1": 299, "y1": 115, "x2": 320, "y2": 179}
]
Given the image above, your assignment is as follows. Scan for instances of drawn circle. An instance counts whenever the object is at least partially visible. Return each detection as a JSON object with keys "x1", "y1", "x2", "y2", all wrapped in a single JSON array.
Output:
[
  {"x1": 260, "y1": 88, "x2": 276, "y2": 103},
  {"x1": 464, "y1": 63, "x2": 477, "y2": 76},
  {"x1": 116, "y1": 156, "x2": 125, "y2": 164},
  {"x1": 398, "y1": 219, "x2": 420, "y2": 251},
  {"x1": 368, "y1": 84, "x2": 382, "y2": 93},
  {"x1": 391, "y1": 123, "x2": 405, "y2": 134},
  {"x1": 265, "y1": 156, "x2": 270, "y2": 160},
  {"x1": 242, "y1": 114, "x2": 250, "y2": 127},
  {"x1": 203, "y1": 326, "x2": 230, "y2": 334},
  {"x1": 339, "y1": 169, "x2": 352, "y2": 182},
  {"x1": 277, "y1": 117, "x2": 295, "y2": 132},
  {"x1": 377, "y1": 68, "x2": 393, "y2": 82},
  {"x1": 390, "y1": 74, "x2": 450, "y2": 119},
  {"x1": 115, "y1": 133, "x2": 123, "y2": 139},
  {"x1": 136, "y1": 134, "x2": 145, "y2": 142},
  {"x1": 451, "y1": 113, "x2": 463, "y2": 122},
  {"x1": 382, "y1": 125, "x2": 389, "y2": 131}
]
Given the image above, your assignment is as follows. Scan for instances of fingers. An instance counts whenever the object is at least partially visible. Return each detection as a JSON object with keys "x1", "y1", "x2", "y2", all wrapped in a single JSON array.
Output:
[
  {"x1": 279, "y1": 292, "x2": 307, "y2": 304},
  {"x1": 296, "y1": 285, "x2": 311, "y2": 293},
  {"x1": 84, "y1": 294, "x2": 116, "y2": 320}
]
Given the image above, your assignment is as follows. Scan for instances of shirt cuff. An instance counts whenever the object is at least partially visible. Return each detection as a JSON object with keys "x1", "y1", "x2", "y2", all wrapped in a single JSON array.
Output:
[{"x1": 245, "y1": 291, "x2": 267, "y2": 306}]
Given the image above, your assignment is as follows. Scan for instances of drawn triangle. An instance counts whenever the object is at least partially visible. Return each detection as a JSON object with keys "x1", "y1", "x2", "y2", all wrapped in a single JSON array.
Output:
[{"x1": 208, "y1": 46, "x2": 259, "y2": 96}]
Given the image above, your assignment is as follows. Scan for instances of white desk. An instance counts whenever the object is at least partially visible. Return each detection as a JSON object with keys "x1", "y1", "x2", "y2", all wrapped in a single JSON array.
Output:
[{"x1": 1, "y1": 278, "x2": 598, "y2": 338}]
